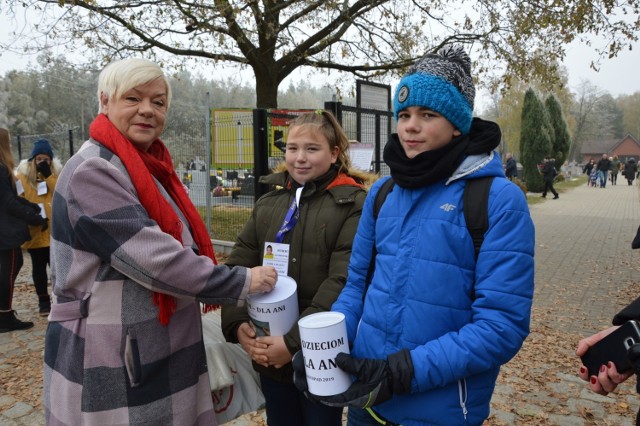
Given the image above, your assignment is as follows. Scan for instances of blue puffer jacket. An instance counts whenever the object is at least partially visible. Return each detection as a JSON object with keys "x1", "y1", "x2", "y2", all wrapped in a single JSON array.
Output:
[{"x1": 332, "y1": 152, "x2": 535, "y2": 425}]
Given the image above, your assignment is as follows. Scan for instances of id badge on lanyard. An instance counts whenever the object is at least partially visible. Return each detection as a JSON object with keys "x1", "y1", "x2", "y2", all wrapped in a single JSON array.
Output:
[{"x1": 263, "y1": 187, "x2": 303, "y2": 276}]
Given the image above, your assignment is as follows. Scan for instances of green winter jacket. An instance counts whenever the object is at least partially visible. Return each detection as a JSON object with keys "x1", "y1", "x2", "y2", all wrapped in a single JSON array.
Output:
[{"x1": 221, "y1": 167, "x2": 368, "y2": 382}]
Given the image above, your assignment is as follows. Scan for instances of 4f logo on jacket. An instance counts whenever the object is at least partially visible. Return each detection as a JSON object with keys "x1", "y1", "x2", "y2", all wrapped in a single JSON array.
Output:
[{"x1": 440, "y1": 203, "x2": 457, "y2": 212}]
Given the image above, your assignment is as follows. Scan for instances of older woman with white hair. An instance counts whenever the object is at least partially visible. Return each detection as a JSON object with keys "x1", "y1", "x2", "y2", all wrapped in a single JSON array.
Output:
[{"x1": 43, "y1": 58, "x2": 277, "y2": 425}]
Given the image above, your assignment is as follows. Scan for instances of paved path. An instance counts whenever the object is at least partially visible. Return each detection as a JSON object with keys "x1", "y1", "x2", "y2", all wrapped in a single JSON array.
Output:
[
  {"x1": 2, "y1": 179, "x2": 640, "y2": 425},
  {"x1": 487, "y1": 181, "x2": 640, "y2": 425}
]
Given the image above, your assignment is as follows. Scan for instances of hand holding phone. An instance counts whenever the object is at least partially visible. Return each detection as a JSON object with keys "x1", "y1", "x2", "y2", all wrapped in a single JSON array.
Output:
[{"x1": 580, "y1": 320, "x2": 640, "y2": 377}]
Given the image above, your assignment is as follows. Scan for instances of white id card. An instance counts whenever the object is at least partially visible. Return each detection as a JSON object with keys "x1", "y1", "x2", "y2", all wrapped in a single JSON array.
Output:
[
  {"x1": 16, "y1": 179, "x2": 24, "y2": 195},
  {"x1": 262, "y1": 242, "x2": 289, "y2": 276},
  {"x1": 37, "y1": 181, "x2": 48, "y2": 196}
]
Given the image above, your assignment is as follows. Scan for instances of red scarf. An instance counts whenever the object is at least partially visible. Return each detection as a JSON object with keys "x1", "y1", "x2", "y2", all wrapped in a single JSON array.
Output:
[{"x1": 89, "y1": 114, "x2": 218, "y2": 325}]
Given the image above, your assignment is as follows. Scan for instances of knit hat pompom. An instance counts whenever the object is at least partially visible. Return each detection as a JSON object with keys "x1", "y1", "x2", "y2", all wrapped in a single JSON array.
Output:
[
  {"x1": 30, "y1": 138, "x2": 54, "y2": 160},
  {"x1": 394, "y1": 45, "x2": 475, "y2": 134}
]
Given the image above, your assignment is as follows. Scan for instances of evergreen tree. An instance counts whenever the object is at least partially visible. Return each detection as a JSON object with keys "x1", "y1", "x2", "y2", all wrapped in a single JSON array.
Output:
[
  {"x1": 520, "y1": 88, "x2": 551, "y2": 192},
  {"x1": 545, "y1": 94, "x2": 571, "y2": 170}
]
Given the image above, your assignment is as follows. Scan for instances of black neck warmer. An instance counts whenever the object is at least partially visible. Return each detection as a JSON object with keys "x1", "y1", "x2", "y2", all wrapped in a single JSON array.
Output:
[{"x1": 384, "y1": 117, "x2": 501, "y2": 189}]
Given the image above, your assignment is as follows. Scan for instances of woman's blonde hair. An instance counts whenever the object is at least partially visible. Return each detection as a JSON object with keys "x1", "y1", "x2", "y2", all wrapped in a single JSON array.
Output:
[
  {"x1": 287, "y1": 110, "x2": 352, "y2": 174},
  {"x1": 25, "y1": 158, "x2": 42, "y2": 186},
  {"x1": 0, "y1": 128, "x2": 16, "y2": 179},
  {"x1": 96, "y1": 58, "x2": 172, "y2": 110}
]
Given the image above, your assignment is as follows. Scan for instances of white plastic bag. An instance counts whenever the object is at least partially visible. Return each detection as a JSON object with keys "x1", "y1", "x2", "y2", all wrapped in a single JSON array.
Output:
[{"x1": 202, "y1": 312, "x2": 265, "y2": 424}]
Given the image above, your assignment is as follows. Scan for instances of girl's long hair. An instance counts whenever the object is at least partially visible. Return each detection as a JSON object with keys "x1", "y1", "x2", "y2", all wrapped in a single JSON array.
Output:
[{"x1": 0, "y1": 128, "x2": 16, "y2": 179}]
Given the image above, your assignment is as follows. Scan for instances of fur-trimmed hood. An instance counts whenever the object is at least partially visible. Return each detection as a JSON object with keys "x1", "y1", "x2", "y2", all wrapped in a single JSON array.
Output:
[
  {"x1": 17, "y1": 157, "x2": 64, "y2": 180},
  {"x1": 269, "y1": 161, "x2": 379, "y2": 189}
]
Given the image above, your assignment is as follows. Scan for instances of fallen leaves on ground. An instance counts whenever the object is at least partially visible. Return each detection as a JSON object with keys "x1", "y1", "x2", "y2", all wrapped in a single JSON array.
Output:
[{"x1": 3, "y1": 254, "x2": 640, "y2": 426}]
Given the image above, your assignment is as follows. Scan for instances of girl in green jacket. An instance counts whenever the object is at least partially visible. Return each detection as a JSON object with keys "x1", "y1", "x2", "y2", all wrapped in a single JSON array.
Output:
[{"x1": 222, "y1": 110, "x2": 374, "y2": 426}]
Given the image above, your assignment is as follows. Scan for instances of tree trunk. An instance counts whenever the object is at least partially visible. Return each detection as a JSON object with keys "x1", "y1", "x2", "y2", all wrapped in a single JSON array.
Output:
[{"x1": 254, "y1": 69, "x2": 280, "y2": 109}]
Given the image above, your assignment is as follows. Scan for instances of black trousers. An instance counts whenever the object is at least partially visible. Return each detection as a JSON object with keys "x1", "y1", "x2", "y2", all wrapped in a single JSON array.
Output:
[
  {"x1": 542, "y1": 179, "x2": 558, "y2": 197},
  {"x1": 0, "y1": 248, "x2": 23, "y2": 311},
  {"x1": 27, "y1": 247, "x2": 50, "y2": 298}
]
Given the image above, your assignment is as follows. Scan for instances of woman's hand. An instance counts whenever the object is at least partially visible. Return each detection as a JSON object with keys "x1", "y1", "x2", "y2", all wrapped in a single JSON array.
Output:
[
  {"x1": 254, "y1": 335, "x2": 291, "y2": 368},
  {"x1": 576, "y1": 326, "x2": 633, "y2": 394},
  {"x1": 36, "y1": 160, "x2": 52, "y2": 178},
  {"x1": 236, "y1": 322, "x2": 269, "y2": 367},
  {"x1": 249, "y1": 266, "x2": 277, "y2": 294}
]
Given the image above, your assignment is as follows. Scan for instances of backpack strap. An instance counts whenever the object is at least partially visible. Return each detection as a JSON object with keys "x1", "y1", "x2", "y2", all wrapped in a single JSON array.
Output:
[
  {"x1": 364, "y1": 178, "x2": 395, "y2": 299},
  {"x1": 373, "y1": 178, "x2": 396, "y2": 221},
  {"x1": 464, "y1": 176, "x2": 494, "y2": 301},
  {"x1": 463, "y1": 176, "x2": 494, "y2": 260}
]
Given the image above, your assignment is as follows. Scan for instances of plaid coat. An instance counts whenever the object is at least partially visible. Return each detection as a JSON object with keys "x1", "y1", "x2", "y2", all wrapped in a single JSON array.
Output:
[{"x1": 44, "y1": 139, "x2": 251, "y2": 425}]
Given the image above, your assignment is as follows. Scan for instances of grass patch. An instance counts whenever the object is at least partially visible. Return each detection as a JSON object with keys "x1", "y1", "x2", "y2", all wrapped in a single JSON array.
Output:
[
  {"x1": 556, "y1": 175, "x2": 587, "y2": 190},
  {"x1": 196, "y1": 205, "x2": 252, "y2": 242},
  {"x1": 210, "y1": 205, "x2": 252, "y2": 242},
  {"x1": 526, "y1": 194, "x2": 545, "y2": 205}
]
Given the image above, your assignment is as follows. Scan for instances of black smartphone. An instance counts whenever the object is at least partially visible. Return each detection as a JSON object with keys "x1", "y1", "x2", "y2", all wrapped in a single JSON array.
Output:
[{"x1": 581, "y1": 320, "x2": 640, "y2": 377}]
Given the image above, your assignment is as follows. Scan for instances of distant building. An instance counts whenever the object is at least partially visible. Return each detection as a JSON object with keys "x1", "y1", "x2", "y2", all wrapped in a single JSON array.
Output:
[{"x1": 581, "y1": 133, "x2": 640, "y2": 164}]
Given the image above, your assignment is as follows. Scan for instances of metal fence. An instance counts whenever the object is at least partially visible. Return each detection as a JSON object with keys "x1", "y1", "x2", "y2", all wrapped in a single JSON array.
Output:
[
  {"x1": 12, "y1": 130, "x2": 78, "y2": 165},
  {"x1": 12, "y1": 100, "x2": 393, "y2": 245}
]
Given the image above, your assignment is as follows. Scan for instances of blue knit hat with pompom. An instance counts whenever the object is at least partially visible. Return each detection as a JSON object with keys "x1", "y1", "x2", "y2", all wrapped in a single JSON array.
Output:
[{"x1": 393, "y1": 46, "x2": 475, "y2": 135}]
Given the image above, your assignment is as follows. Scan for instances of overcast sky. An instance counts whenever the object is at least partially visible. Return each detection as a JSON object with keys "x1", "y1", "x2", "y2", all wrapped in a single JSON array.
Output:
[{"x1": 562, "y1": 40, "x2": 640, "y2": 97}]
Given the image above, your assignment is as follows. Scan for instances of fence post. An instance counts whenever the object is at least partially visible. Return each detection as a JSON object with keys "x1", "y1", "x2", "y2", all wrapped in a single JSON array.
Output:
[
  {"x1": 17, "y1": 135, "x2": 22, "y2": 160},
  {"x1": 68, "y1": 129, "x2": 75, "y2": 159},
  {"x1": 253, "y1": 109, "x2": 270, "y2": 201},
  {"x1": 324, "y1": 101, "x2": 342, "y2": 123},
  {"x1": 373, "y1": 112, "x2": 381, "y2": 174},
  {"x1": 204, "y1": 92, "x2": 212, "y2": 235}
]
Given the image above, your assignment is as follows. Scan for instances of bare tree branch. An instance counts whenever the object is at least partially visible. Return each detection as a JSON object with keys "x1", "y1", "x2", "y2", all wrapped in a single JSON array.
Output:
[{"x1": 3, "y1": 0, "x2": 639, "y2": 107}]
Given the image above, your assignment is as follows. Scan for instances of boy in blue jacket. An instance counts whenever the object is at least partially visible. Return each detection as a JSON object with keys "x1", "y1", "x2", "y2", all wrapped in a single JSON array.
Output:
[{"x1": 294, "y1": 46, "x2": 535, "y2": 425}]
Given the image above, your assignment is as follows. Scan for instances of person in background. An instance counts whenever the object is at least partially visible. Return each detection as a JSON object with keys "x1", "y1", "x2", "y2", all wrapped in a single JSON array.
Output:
[
  {"x1": 589, "y1": 165, "x2": 599, "y2": 188},
  {"x1": 0, "y1": 128, "x2": 49, "y2": 332},
  {"x1": 43, "y1": 58, "x2": 277, "y2": 425},
  {"x1": 596, "y1": 153, "x2": 611, "y2": 188},
  {"x1": 15, "y1": 138, "x2": 63, "y2": 316},
  {"x1": 624, "y1": 158, "x2": 638, "y2": 186},
  {"x1": 222, "y1": 110, "x2": 374, "y2": 426},
  {"x1": 610, "y1": 155, "x2": 621, "y2": 186},
  {"x1": 294, "y1": 46, "x2": 535, "y2": 425},
  {"x1": 541, "y1": 156, "x2": 559, "y2": 199},
  {"x1": 505, "y1": 152, "x2": 518, "y2": 180},
  {"x1": 583, "y1": 159, "x2": 595, "y2": 184}
]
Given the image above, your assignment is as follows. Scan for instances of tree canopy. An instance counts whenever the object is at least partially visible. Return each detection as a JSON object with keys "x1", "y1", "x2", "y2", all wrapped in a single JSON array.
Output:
[{"x1": 3, "y1": 0, "x2": 640, "y2": 107}]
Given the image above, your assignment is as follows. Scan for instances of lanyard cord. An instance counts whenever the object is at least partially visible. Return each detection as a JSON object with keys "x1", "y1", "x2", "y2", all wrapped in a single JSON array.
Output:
[{"x1": 275, "y1": 186, "x2": 303, "y2": 243}]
